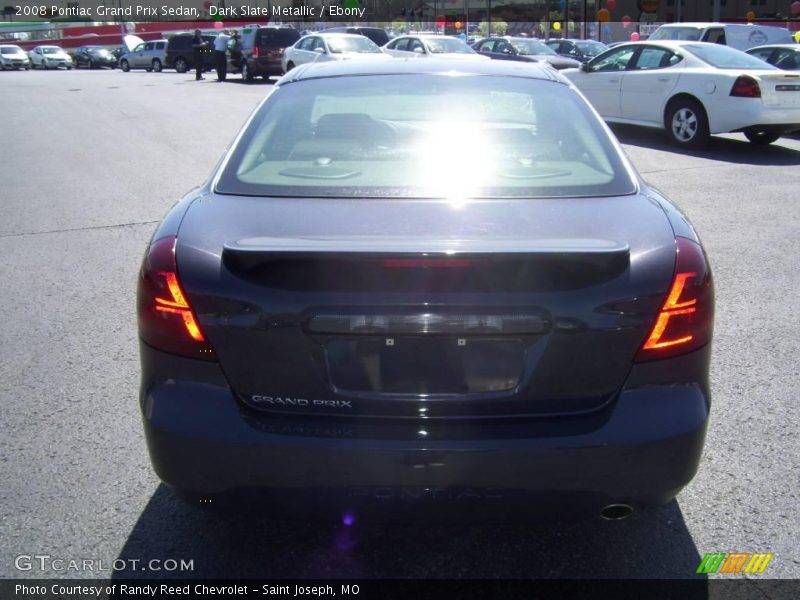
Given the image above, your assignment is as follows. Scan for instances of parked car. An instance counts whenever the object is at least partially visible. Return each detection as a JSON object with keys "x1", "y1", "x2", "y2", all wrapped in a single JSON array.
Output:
[
  {"x1": 383, "y1": 34, "x2": 485, "y2": 59},
  {"x1": 473, "y1": 37, "x2": 581, "y2": 69},
  {"x1": 230, "y1": 25, "x2": 300, "y2": 82},
  {"x1": 563, "y1": 41, "x2": 800, "y2": 147},
  {"x1": 323, "y1": 26, "x2": 390, "y2": 47},
  {"x1": 282, "y1": 33, "x2": 386, "y2": 73},
  {"x1": 138, "y1": 58, "x2": 714, "y2": 522},
  {"x1": 648, "y1": 22, "x2": 794, "y2": 51},
  {"x1": 545, "y1": 38, "x2": 608, "y2": 63},
  {"x1": 746, "y1": 44, "x2": 800, "y2": 71},
  {"x1": 72, "y1": 46, "x2": 118, "y2": 69},
  {"x1": 119, "y1": 40, "x2": 168, "y2": 72},
  {"x1": 28, "y1": 45, "x2": 71, "y2": 69},
  {"x1": 165, "y1": 33, "x2": 215, "y2": 74},
  {"x1": 0, "y1": 44, "x2": 30, "y2": 70}
]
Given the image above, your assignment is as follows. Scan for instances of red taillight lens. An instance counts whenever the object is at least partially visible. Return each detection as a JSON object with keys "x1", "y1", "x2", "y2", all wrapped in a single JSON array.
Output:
[
  {"x1": 253, "y1": 46, "x2": 259, "y2": 58},
  {"x1": 635, "y1": 237, "x2": 713, "y2": 362},
  {"x1": 730, "y1": 75, "x2": 761, "y2": 98},
  {"x1": 137, "y1": 236, "x2": 216, "y2": 360}
]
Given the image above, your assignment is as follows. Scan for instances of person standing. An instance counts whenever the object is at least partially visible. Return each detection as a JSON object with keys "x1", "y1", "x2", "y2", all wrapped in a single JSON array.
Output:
[
  {"x1": 191, "y1": 29, "x2": 208, "y2": 81},
  {"x1": 213, "y1": 29, "x2": 231, "y2": 82}
]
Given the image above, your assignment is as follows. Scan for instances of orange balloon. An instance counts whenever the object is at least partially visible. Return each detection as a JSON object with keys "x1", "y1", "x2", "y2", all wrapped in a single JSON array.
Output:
[
  {"x1": 746, "y1": 11, "x2": 755, "y2": 21},
  {"x1": 597, "y1": 9, "x2": 611, "y2": 23}
]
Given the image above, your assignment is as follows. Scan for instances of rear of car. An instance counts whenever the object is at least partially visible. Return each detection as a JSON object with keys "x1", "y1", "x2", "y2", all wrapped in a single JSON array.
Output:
[
  {"x1": 239, "y1": 27, "x2": 301, "y2": 81},
  {"x1": 138, "y1": 62, "x2": 713, "y2": 521}
]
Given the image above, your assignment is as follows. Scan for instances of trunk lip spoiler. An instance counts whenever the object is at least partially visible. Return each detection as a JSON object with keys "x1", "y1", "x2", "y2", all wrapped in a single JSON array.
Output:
[{"x1": 223, "y1": 237, "x2": 630, "y2": 256}]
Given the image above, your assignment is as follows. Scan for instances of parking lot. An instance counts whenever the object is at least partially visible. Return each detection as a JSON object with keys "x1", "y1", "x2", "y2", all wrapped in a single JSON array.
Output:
[{"x1": 0, "y1": 68, "x2": 798, "y2": 580}]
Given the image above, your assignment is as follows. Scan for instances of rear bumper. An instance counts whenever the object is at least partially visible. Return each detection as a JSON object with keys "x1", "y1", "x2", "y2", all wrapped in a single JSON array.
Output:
[
  {"x1": 710, "y1": 101, "x2": 800, "y2": 135},
  {"x1": 140, "y1": 343, "x2": 711, "y2": 520}
]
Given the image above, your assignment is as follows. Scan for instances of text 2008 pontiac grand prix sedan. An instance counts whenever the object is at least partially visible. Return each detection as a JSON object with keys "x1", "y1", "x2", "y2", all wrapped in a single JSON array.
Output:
[{"x1": 137, "y1": 59, "x2": 713, "y2": 522}]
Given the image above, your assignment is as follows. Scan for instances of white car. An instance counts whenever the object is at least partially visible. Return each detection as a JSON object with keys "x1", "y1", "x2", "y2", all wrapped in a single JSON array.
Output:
[
  {"x1": 28, "y1": 45, "x2": 73, "y2": 70},
  {"x1": 281, "y1": 33, "x2": 387, "y2": 73},
  {"x1": 563, "y1": 40, "x2": 800, "y2": 147},
  {"x1": 0, "y1": 45, "x2": 30, "y2": 70},
  {"x1": 383, "y1": 34, "x2": 487, "y2": 60}
]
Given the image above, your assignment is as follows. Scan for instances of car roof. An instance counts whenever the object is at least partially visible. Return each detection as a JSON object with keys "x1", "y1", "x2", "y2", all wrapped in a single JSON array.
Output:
[
  {"x1": 279, "y1": 57, "x2": 562, "y2": 84},
  {"x1": 314, "y1": 32, "x2": 368, "y2": 38},
  {"x1": 747, "y1": 44, "x2": 800, "y2": 51}
]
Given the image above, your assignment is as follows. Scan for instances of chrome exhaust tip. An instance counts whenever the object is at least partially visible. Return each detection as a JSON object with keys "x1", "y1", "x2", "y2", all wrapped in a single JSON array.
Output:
[{"x1": 600, "y1": 503, "x2": 633, "y2": 521}]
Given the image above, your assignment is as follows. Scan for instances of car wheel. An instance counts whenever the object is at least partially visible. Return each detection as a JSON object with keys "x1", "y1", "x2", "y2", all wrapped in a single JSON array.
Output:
[
  {"x1": 744, "y1": 130, "x2": 781, "y2": 145},
  {"x1": 665, "y1": 98, "x2": 709, "y2": 148},
  {"x1": 152, "y1": 59, "x2": 162, "y2": 73},
  {"x1": 286, "y1": 61, "x2": 295, "y2": 72},
  {"x1": 88, "y1": 60, "x2": 94, "y2": 69},
  {"x1": 175, "y1": 57, "x2": 188, "y2": 73},
  {"x1": 120, "y1": 59, "x2": 129, "y2": 72},
  {"x1": 67, "y1": 66, "x2": 72, "y2": 70},
  {"x1": 242, "y1": 61, "x2": 253, "y2": 82}
]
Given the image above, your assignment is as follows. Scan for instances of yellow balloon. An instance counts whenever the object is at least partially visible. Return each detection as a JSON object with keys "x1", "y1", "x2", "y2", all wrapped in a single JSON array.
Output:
[
  {"x1": 553, "y1": 22, "x2": 562, "y2": 31},
  {"x1": 795, "y1": 31, "x2": 800, "y2": 43},
  {"x1": 597, "y1": 8, "x2": 611, "y2": 22}
]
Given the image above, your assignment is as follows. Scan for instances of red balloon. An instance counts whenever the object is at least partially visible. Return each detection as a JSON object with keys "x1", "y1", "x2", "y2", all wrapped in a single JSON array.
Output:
[
  {"x1": 630, "y1": 32, "x2": 640, "y2": 41},
  {"x1": 214, "y1": 21, "x2": 223, "y2": 30},
  {"x1": 791, "y1": 1, "x2": 800, "y2": 16},
  {"x1": 622, "y1": 15, "x2": 631, "y2": 28},
  {"x1": 607, "y1": 0, "x2": 617, "y2": 10},
  {"x1": 435, "y1": 14, "x2": 445, "y2": 27}
]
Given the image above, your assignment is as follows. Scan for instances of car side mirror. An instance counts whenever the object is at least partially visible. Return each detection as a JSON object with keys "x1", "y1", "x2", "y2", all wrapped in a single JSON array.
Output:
[
  {"x1": 412, "y1": 47, "x2": 424, "y2": 54},
  {"x1": 314, "y1": 47, "x2": 326, "y2": 54},
  {"x1": 581, "y1": 62, "x2": 591, "y2": 72}
]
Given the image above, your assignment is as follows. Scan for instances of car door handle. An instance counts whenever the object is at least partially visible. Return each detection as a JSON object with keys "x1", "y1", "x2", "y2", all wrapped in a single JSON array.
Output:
[
  {"x1": 608, "y1": 78, "x2": 619, "y2": 83},
  {"x1": 658, "y1": 76, "x2": 670, "y2": 82}
]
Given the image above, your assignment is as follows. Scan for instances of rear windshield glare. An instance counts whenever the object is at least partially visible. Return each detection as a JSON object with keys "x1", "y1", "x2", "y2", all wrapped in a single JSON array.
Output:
[
  {"x1": 649, "y1": 27, "x2": 703, "y2": 41},
  {"x1": 216, "y1": 74, "x2": 636, "y2": 199},
  {"x1": 684, "y1": 44, "x2": 778, "y2": 69}
]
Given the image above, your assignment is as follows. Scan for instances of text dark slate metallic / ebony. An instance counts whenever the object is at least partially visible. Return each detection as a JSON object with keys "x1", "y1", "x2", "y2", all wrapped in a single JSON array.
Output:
[{"x1": 137, "y1": 59, "x2": 714, "y2": 521}]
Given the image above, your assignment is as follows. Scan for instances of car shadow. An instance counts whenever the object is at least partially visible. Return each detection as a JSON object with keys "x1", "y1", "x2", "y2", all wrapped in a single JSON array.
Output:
[
  {"x1": 610, "y1": 124, "x2": 800, "y2": 167},
  {"x1": 113, "y1": 484, "x2": 708, "y2": 584}
]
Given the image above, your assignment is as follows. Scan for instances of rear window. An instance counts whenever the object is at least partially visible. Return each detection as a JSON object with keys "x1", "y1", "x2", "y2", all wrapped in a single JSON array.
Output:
[
  {"x1": 257, "y1": 29, "x2": 300, "y2": 47},
  {"x1": 1, "y1": 47, "x2": 21, "y2": 54},
  {"x1": 684, "y1": 44, "x2": 777, "y2": 69},
  {"x1": 326, "y1": 36, "x2": 381, "y2": 54},
  {"x1": 169, "y1": 36, "x2": 190, "y2": 50},
  {"x1": 216, "y1": 74, "x2": 636, "y2": 199}
]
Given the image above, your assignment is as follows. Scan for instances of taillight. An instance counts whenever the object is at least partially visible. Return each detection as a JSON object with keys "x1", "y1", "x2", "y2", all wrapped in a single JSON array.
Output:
[
  {"x1": 137, "y1": 236, "x2": 216, "y2": 360},
  {"x1": 730, "y1": 75, "x2": 761, "y2": 98},
  {"x1": 635, "y1": 237, "x2": 713, "y2": 362},
  {"x1": 253, "y1": 46, "x2": 259, "y2": 58}
]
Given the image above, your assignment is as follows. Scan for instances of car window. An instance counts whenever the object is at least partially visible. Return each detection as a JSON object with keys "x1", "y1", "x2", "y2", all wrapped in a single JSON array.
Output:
[
  {"x1": 408, "y1": 39, "x2": 425, "y2": 53},
  {"x1": 297, "y1": 37, "x2": 313, "y2": 51},
  {"x1": 649, "y1": 27, "x2": 703, "y2": 41},
  {"x1": 134, "y1": 44, "x2": 145, "y2": 53},
  {"x1": 217, "y1": 74, "x2": 636, "y2": 199},
  {"x1": 495, "y1": 40, "x2": 513, "y2": 54},
  {"x1": 326, "y1": 36, "x2": 381, "y2": 54},
  {"x1": 576, "y1": 41, "x2": 607, "y2": 57},
  {"x1": 477, "y1": 40, "x2": 496, "y2": 53},
  {"x1": 144, "y1": 43, "x2": 154, "y2": 51},
  {"x1": 156, "y1": 42, "x2": 165, "y2": 50},
  {"x1": 748, "y1": 48, "x2": 775, "y2": 62},
  {"x1": 773, "y1": 49, "x2": 798, "y2": 70},
  {"x1": 703, "y1": 28, "x2": 726, "y2": 45},
  {"x1": 511, "y1": 40, "x2": 557, "y2": 56},
  {"x1": 425, "y1": 38, "x2": 474, "y2": 54},
  {"x1": 590, "y1": 46, "x2": 636, "y2": 71},
  {"x1": 257, "y1": 29, "x2": 300, "y2": 47},
  {"x1": 631, "y1": 47, "x2": 678, "y2": 70},
  {"x1": 684, "y1": 44, "x2": 777, "y2": 70},
  {"x1": 311, "y1": 37, "x2": 327, "y2": 52}
]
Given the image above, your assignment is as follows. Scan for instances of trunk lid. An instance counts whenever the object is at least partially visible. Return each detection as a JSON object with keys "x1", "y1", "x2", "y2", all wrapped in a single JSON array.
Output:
[{"x1": 176, "y1": 194, "x2": 676, "y2": 419}]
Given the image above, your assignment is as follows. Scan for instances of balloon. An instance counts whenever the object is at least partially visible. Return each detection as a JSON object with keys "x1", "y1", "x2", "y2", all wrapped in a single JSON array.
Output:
[
  {"x1": 553, "y1": 22, "x2": 561, "y2": 32},
  {"x1": 214, "y1": 21, "x2": 223, "y2": 29},
  {"x1": 746, "y1": 10, "x2": 755, "y2": 21},
  {"x1": 795, "y1": 31, "x2": 800, "y2": 43},
  {"x1": 597, "y1": 8, "x2": 610, "y2": 22},
  {"x1": 791, "y1": 2, "x2": 800, "y2": 16},
  {"x1": 630, "y1": 32, "x2": 640, "y2": 41},
  {"x1": 603, "y1": 25, "x2": 611, "y2": 34},
  {"x1": 607, "y1": 0, "x2": 617, "y2": 10},
  {"x1": 622, "y1": 15, "x2": 631, "y2": 28}
]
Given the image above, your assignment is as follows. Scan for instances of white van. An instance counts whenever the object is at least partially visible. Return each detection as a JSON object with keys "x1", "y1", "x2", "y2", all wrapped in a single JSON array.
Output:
[{"x1": 648, "y1": 23, "x2": 794, "y2": 51}]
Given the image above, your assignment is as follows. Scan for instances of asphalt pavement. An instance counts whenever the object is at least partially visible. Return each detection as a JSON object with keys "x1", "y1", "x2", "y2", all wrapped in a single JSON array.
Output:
[{"x1": 0, "y1": 68, "x2": 798, "y2": 580}]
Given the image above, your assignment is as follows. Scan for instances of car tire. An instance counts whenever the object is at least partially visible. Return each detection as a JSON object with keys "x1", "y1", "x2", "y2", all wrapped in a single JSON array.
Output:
[
  {"x1": 67, "y1": 66, "x2": 72, "y2": 70},
  {"x1": 175, "y1": 57, "x2": 188, "y2": 73},
  {"x1": 152, "y1": 59, "x2": 162, "y2": 73},
  {"x1": 88, "y1": 60, "x2": 94, "y2": 69},
  {"x1": 744, "y1": 130, "x2": 781, "y2": 145},
  {"x1": 665, "y1": 98, "x2": 709, "y2": 149},
  {"x1": 120, "y1": 59, "x2": 129, "y2": 72},
  {"x1": 242, "y1": 61, "x2": 254, "y2": 82},
  {"x1": 286, "y1": 61, "x2": 295, "y2": 72}
]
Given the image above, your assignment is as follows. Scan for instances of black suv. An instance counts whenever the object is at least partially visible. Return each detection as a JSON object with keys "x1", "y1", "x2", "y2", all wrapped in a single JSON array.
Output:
[
  {"x1": 165, "y1": 33, "x2": 215, "y2": 73},
  {"x1": 234, "y1": 26, "x2": 301, "y2": 82}
]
